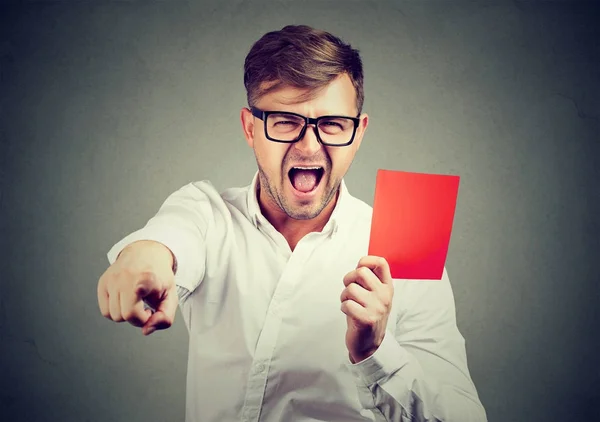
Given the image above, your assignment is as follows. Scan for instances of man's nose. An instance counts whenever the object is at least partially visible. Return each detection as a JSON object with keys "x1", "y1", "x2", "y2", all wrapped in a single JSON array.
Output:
[{"x1": 293, "y1": 124, "x2": 322, "y2": 155}]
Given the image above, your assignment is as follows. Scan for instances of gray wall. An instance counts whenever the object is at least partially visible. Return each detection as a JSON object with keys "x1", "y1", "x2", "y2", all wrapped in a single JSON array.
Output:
[{"x1": 1, "y1": 1, "x2": 598, "y2": 421}]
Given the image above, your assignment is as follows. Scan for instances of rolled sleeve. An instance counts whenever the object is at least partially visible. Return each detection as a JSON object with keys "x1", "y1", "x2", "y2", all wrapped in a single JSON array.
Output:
[{"x1": 346, "y1": 331, "x2": 414, "y2": 387}]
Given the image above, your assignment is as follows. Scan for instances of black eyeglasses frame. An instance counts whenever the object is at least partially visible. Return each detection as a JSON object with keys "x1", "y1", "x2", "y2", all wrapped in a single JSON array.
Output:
[{"x1": 250, "y1": 107, "x2": 361, "y2": 147}]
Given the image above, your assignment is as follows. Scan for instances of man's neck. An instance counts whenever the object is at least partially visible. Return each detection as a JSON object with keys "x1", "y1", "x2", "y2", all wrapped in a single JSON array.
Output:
[{"x1": 257, "y1": 186, "x2": 338, "y2": 251}]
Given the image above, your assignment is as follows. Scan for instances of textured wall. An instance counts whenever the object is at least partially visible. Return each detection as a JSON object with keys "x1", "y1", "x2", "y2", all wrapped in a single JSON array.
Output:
[{"x1": 1, "y1": 1, "x2": 598, "y2": 421}]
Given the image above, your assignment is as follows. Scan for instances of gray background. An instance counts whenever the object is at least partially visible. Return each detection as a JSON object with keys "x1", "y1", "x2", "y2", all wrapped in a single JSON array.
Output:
[{"x1": 1, "y1": 1, "x2": 598, "y2": 421}]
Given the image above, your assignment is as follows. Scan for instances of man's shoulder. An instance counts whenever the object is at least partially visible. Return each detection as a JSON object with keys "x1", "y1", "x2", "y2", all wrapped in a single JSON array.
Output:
[
  {"x1": 177, "y1": 179, "x2": 251, "y2": 201},
  {"x1": 162, "y1": 179, "x2": 252, "y2": 217}
]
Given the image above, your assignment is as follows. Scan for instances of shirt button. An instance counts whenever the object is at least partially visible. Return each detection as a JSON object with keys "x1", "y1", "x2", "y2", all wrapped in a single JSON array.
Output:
[{"x1": 255, "y1": 363, "x2": 266, "y2": 373}]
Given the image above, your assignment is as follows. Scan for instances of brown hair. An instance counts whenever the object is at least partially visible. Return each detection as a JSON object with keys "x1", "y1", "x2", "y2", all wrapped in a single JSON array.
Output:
[{"x1": 243, "y1": 25, "x2": 364, "y2": 114}]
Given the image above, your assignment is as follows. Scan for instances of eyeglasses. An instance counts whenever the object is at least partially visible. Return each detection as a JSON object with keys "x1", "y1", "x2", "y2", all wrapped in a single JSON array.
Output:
[{"x1": 251, "y1": 107, "x2": 360, "y2": 147}]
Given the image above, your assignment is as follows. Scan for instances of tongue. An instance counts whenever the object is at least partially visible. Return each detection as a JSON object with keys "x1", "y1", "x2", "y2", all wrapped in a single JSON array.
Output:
[{"x1": 291, "y1": 170, "x2": 318, "y2": 192}]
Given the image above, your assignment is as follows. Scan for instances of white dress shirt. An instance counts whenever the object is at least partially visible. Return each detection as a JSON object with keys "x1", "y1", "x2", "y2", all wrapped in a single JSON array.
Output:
[{"x1": 107, "y1": 172, "x2": 487, "y2": 422}]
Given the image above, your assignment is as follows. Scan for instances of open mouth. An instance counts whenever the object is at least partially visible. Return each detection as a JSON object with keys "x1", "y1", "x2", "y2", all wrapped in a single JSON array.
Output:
[{"x1": 288, "y1": 166, "x2": 325, "y2": 193}]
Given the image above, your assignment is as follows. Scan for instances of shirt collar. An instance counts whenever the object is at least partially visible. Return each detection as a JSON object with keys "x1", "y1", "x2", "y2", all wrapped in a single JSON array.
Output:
[{"x1": 246, "y1": 171, "x2": 350, "y2": 236}]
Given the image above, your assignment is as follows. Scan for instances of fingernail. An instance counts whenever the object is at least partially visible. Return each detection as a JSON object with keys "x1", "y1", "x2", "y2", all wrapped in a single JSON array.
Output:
[{"x1": 145, "y1": 327, "x2": 156, "y2": 336}]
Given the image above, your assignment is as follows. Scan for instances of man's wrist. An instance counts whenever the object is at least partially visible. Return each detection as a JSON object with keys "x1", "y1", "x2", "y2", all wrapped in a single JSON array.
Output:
[{"x1": 349, "y1": 348, "x2": 378, "y2": 364}]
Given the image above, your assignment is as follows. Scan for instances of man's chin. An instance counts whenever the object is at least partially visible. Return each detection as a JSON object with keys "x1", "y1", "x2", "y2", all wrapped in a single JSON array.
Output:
[
  {"x1": 285, "y1": 209, "x2": 322, "y2": 221},
  {"x1": 280, "y1": 197, "x2": 321, "y2": 219},
  {"x1": 283, "y1": 189, "x2": 336, "y2": 221},
  {"x1": 278, "y1": 174, "x2": 341, "y2": 220}
]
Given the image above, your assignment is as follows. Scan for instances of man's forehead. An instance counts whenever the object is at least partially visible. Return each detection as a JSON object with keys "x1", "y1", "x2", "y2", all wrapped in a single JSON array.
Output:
[
  {"x1": 257, "y1": 74, "x2": 355, "y2": 110},
  {"x1": 258, "y1": 81, "x2": 323, "y2": 105}
]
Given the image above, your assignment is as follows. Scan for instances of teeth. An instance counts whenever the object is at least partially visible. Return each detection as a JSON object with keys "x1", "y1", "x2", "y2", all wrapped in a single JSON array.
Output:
[{"x1": 292, "y1": 166, "x2": 322, "y2": 170}]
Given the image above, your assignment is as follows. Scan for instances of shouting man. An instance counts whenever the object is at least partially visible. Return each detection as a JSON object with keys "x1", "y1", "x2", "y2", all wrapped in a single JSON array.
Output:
[{"x1": 97, "y1": 25, "x2": 487, "y2": 422}]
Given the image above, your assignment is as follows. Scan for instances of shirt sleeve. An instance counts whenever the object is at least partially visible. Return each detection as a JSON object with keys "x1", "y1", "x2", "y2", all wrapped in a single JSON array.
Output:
[
  {"x1": 106, "y1": 181, "x2": 219, "y2": 296},
  {"x1": 345, "y1": 268, "x2": 487, "y2": 422}
]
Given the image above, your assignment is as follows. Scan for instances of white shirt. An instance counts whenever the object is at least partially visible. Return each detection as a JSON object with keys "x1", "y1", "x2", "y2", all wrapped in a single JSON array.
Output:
[{"x1": 107, "y1": 173, "x2": 487, "y2": 422}]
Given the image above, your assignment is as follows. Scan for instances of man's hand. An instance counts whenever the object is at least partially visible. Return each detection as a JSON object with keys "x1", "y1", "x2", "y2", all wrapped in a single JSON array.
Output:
[
  {"x1": 97, "y1": 240, "x2": 178, "y2": 336},
  {"x1": 340, "y1": 256, "x2": 394, "y2": 363}
]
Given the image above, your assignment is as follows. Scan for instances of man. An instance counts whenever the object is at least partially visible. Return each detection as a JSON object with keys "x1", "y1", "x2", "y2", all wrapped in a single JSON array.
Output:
[{"x1": 97, "y1": 25, "x2": 487, "y2": 422}]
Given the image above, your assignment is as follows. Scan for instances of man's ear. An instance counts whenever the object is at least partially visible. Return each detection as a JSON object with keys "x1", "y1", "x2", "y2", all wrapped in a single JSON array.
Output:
[
  {"x1": 241, "y1": 107, "x2": 255, "y2": 148},
  {"x1": 353, "y1": 113, "x2": 369, "y2": 152}
]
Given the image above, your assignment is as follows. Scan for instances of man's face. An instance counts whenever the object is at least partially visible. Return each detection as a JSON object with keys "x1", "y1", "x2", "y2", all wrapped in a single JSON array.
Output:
[{"x1": 241, "y1": 73, "x2": 369, "y2": 220}]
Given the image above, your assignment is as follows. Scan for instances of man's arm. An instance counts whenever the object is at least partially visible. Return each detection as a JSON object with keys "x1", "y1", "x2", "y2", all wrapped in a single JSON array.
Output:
[
  {"x1": 106, "y1": 182, "x2": 214, "y2": 294},
  {"x1": 98, "y1": 181, "x2": 221, "y2": 333},
  {"x1": 345, "y1": 268, "x2": 487, "y2": 422}
]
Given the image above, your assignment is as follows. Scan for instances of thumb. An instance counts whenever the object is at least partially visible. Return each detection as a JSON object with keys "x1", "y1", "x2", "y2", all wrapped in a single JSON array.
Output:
[{"x1": 142, "y1": 286, "x2": 178, "y2": 336}]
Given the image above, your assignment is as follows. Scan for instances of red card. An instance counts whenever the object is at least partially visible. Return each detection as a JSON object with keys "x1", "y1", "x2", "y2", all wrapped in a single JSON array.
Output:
[{"x1": 368, "y1": 169, "x2": 460, "y2": 280}]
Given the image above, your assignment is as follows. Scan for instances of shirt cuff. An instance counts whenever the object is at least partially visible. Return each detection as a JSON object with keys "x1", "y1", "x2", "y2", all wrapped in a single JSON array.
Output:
[{"x1": 345, "y1": 330, "x2": 410, "y2": 386}]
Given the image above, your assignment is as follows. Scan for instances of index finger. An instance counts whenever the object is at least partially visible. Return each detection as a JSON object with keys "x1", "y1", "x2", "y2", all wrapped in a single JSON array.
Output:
[{"x1": 356, "y1": 256, "x2": 393, "y2": 285}]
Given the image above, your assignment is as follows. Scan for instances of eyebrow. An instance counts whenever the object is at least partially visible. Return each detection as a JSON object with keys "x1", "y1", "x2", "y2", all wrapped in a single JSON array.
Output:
[
  {"x1": 257, "y1": 108, "x2": 358, "y2": 119},
  {"x1": 263, "y1": 99, "x2": 359, "y2": 117}
]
